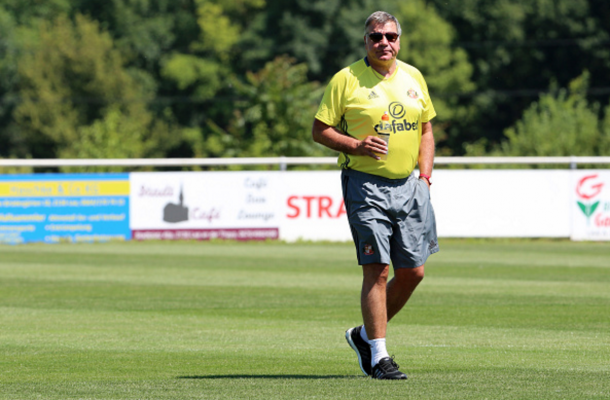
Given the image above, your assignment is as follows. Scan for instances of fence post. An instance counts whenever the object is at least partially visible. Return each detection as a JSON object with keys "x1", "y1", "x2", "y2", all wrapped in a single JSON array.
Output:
[{"x1": 570, "y1": 156, "x2": 577, "y2": 170}]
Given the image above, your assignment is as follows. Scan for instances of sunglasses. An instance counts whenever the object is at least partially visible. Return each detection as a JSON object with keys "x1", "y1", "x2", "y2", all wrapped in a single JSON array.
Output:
[{"x1": 368, "y1": 32, "x2": 399, "y2": 43}]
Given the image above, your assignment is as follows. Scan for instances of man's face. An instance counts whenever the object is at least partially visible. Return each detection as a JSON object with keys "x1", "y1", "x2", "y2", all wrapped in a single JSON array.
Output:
[{"x1": 365, "y1": 22, "x2": 400, "y2": 64}]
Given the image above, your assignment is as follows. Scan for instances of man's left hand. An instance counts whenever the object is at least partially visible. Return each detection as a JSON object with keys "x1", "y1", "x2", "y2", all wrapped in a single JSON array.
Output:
[{"x1": 419, "y1": 177, "x2": 430, "y2": 189}]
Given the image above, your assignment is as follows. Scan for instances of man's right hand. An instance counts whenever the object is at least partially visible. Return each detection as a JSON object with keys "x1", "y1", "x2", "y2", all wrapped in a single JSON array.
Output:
[{"x1": 357, "y1": 136, "x2": 388, "y2": 160}]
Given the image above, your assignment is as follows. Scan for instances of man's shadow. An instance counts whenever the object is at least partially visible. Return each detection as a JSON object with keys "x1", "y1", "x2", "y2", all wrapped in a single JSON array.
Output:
[{"x1": 178, "y1": 375, "x2": 361, "y2": 380}]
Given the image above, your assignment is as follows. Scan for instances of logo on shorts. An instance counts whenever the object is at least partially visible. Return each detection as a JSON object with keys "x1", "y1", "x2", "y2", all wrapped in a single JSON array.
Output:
[{"x1": 363, "y1": 244, "x2": 374, "y2": 256}]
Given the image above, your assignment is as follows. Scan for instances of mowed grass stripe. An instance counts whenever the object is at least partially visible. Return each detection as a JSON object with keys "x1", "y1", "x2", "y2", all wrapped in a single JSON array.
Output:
[
  {"x1": 2, "y1": 307, "x2": 607, "y2": 354},
  {"x1": 0, "y1": 240, "x2": 609, "y2": 399},
  {"x1": 1, "y1": 279, "x2": 607, "y2": 332},
  {"x1": 0, "y1": 242, "x2": 357, "y2": 263}
]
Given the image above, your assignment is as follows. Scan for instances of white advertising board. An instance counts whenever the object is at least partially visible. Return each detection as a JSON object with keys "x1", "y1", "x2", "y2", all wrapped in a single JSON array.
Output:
[
  {"x1": 276, "y1": 170, "x2": 573, "y2": 240},
  {"x1": 130, "y1": 172, "x2": 280, "y2": 240},
  {"x1": 129, "y1": 171, "x2": 351, "y2": 242},
  {"x1": 571, "y1": 171, "x2": 610, "y2": 240},
  {"x1": 129, "y1": 170, "x2": 610, "y2": 242}
]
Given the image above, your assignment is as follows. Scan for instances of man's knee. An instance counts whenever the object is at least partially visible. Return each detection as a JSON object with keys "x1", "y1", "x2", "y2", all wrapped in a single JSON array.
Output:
[
  {"x1": 396, "y1": 265, "x2": 425, "y2": 285},
  {"x1": 412, "y1": 265, "x2": 425, "y2": 282}
]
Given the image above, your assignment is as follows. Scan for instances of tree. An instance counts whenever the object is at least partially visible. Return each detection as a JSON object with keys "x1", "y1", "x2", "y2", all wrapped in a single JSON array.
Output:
[
  {"x1": 13, "y1": 14, "x2": 174, "y2": 168},
  {"x1": 157, "y1": 0, "x2": 267, "y2": 157},
  {"x1": 238, "y1": 0, "x2": 385, "y2": 81},
  {"x1": 0, "y1": 0, "x2": 72, "y2": 24},
  {"x1": 0, "y1": 0, "x2": 79, "y2": 161},
  {"x1": 0, "y1": 6, "x2": 19, "y2": 158},
  {"x1": 158, "y1": 0, "x2": 266, "y2": 99},
  {"x1": 470, "y1": 73, "x2": 610, "y2": 159},
  {"x1": 429, "y1": 0, "x2": 610, "y2": 152},
  {"x1": 203, "y1": 56, "x2": 329, "y2": 160}
]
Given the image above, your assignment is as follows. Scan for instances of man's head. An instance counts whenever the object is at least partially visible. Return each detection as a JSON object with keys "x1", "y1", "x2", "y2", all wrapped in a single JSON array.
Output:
[
  {"x1": 364, "y1": 11, "x2": 402, "y2": 36},
  {"x1": 364, "y1": 11, "x2": 401, "y2": 65}
]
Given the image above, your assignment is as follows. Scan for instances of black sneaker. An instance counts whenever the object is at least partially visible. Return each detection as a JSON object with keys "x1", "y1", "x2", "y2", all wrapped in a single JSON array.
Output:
[
  {"x1": 371, "y1": 357, "x2": 408, "y2": 380},
  {"x1": 345, "y1": 326, "x2": 372, "y2": 376}
]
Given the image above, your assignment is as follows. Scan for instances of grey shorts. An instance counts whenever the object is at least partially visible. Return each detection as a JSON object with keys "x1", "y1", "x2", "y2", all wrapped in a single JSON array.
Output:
[{"x1": 341, "y1": 169, "x2": 439, "y2": 268}]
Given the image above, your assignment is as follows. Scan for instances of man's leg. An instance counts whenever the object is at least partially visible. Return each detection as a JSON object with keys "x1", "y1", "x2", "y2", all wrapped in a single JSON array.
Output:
[
  {"x1": 360, "y1": 263, "x2": 407, "y2": 380},
  {"x1": 344, "y1": 263, "x2": 389, "y2": 377},
  {"x1": 386, "y1": 265, "x2": 425, "y2": 322},
  {"x1": 361, "y1": 263, "x2": 390, "y2": 340},
  {"x1": 360, "y1": 264, "x2": 425, "y2": 334}
]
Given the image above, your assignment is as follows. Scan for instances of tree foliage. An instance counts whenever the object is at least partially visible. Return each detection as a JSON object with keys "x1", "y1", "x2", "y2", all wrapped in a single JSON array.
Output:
[
  {"x1": 1, "y1": 0, "x2": 610, "y2": 163},
  {"x1": 0, "y1": 6, "x2": 19, "y2": 157},
  {"x1": 467, "y1": 73, "x2": 610, "y2": 159},
  {"x1": 205, "y1": 56, "x2": 328, "y2": 159},
  {"x1": 13, "y1": 14, "x2": 172, "y2": 167},
  {"x1": 239, "y1": 0, "x2": 415, "y2": 80},
  {"x1": 429, "y1": 0, "x2": 610, "y2": 152}
]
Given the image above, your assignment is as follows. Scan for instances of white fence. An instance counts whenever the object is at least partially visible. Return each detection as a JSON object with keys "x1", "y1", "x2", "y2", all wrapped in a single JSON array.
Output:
[{"x1": 2, "y1": 156, "x2": 610, "y2": 169}]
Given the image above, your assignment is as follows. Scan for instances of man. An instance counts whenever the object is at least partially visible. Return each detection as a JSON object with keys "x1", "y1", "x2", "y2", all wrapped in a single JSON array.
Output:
[{"x1": 312, "y1": 11, "x2": 439, "y2": 380}]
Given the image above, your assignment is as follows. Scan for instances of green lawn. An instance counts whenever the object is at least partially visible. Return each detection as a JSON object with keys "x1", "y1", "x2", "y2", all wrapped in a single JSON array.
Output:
[{"x1": 1, "y1": 240, "x2": 609, "y2": 399}]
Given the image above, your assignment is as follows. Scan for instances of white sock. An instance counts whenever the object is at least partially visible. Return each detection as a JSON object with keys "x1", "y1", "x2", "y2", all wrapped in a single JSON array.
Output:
[
  {"x1": 360, "y1": 325, "x2": 370, "y2": 343},
  {"x1": 369, "y1": 338, "x2": 390, "y2": 367}
]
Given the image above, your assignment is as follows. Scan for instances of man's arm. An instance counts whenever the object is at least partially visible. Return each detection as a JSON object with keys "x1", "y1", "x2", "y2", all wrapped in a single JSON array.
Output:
[
  {"x1": 418, "y1": 121, "x2": 435, "y2": 187},
  {"x1": 312, "y1": 118, "x2": 387, "y2": 159}
]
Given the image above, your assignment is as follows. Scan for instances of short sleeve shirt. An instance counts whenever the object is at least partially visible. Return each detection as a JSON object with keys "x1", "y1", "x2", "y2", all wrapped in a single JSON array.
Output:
[{"x1": 315, "y1": 58, "x2": 436, "y2": 179}]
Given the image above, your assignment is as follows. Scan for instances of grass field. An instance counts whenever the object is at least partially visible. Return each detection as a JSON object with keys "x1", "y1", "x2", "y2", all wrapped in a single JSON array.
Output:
[{"x1": 1, "y1": 239, "x2": 609, "y2": 399}]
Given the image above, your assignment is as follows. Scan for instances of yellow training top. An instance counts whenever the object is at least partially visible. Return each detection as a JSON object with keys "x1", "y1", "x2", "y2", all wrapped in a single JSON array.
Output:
[{"x1": 315, "y1": 58, "x2": 436, "y2": 179}]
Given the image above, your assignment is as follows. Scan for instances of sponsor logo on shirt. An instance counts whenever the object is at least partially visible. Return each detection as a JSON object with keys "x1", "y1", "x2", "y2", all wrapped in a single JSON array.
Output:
[
  {"x1": 379, "y1": 101, "x2": 418, "y2": 133},
  {"x1": 389, "y1": 102, "x2": 406, "y2": 118},
  {"x1": 368, "y1": 90, "x2": 380, "y2": 100},
  {"x1": 375, "y1": 119, "x2": 419, "y2": 134}
]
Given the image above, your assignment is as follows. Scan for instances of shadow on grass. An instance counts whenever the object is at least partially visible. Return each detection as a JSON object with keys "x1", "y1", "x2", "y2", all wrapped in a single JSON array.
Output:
[{"x1": 178, "y1": 375, "x2": 361, "y2": 380}]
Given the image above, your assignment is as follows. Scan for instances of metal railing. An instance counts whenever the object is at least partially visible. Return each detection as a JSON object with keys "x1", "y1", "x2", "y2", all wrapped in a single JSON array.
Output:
[{"x1": 1, "y1": 156, "x2": 610, "y2": 170}]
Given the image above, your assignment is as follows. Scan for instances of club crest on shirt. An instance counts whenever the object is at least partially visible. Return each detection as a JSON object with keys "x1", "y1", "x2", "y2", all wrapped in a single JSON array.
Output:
[
  {"x1": 363, "y1": 244, "x2": 374, "y2": 255},
  {"x1": 407, "y1": 89, "x2": 419, "y2": 99}
]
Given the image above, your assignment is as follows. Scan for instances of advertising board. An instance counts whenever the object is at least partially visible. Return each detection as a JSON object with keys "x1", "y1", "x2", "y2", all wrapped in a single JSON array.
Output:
[
  {"x1": 129, "y1": 171, "x2": 351, "y2": 242},
  {"x1": 126, "y1": 170, "x2": 579, "y2": 241},
  {"x1": 129, "y1": 172, "x2": 280, "y2": 241},
  {"x1": 2, "y1": 169, "x2": 608, "y2": 244},
  {"x1": 0, "y1": 173, "x2": 130, "y2": 244}
]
